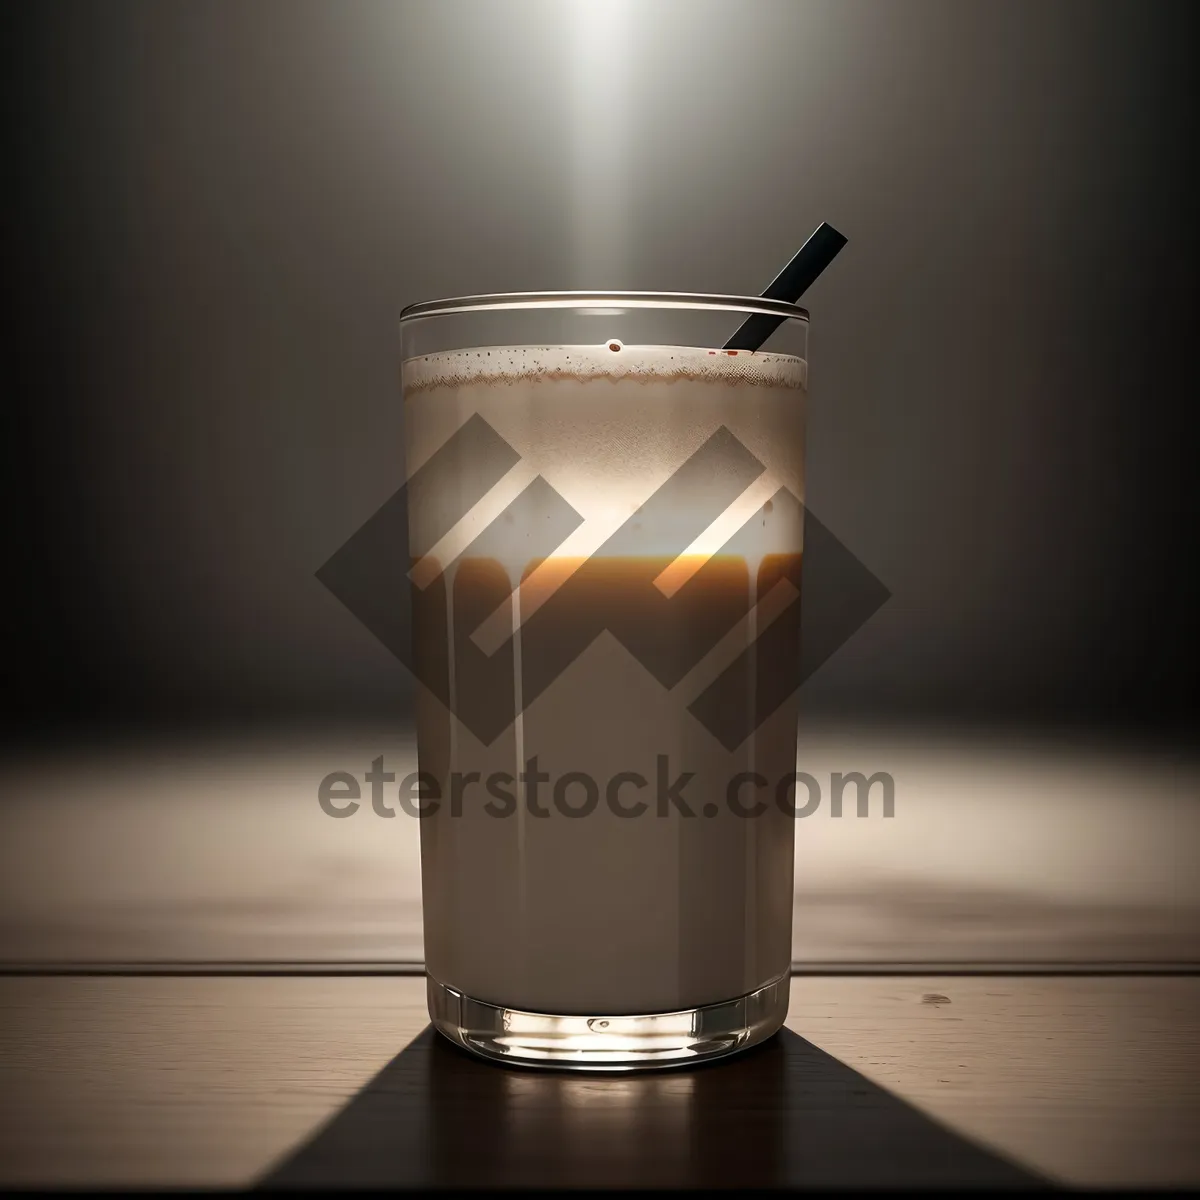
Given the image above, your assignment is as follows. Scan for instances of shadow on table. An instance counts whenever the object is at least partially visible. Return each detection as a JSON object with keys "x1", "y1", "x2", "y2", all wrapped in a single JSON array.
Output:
[{"x1": 259, "y1": 1028, "x2": 1048, "y2": 1189}]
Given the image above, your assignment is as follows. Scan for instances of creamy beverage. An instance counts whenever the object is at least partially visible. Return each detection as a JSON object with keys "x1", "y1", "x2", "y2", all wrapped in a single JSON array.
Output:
[{"x1": 403, "y1": 343, "x2": 806, "y2": 1018}]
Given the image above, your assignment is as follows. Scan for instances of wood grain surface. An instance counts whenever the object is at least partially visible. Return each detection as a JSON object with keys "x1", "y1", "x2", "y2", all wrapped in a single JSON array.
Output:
[
  {"x1": 1, "y1": 726, "x2": 1196, "y2": 966},
  {"x1": 0, "y1": 975, "x2": 1196, "y2": 1188}
]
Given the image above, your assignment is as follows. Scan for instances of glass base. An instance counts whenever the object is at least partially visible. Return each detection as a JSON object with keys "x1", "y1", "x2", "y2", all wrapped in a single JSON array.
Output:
[{"x1": 427, "y1": 973, "x2": 789, "y2": 1071}]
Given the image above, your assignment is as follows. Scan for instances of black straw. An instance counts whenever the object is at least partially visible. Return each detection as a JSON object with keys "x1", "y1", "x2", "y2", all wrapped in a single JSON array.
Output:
[{"x1": 724, "y1": 222, "x2": 847, "y2": 351}]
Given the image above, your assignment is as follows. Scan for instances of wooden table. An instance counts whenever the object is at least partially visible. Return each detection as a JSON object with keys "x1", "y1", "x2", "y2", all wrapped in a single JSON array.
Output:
[
  {"x1": 1, "y1": 729, "x2": 1196, "y2": 1187},
  {"x1": 1, "y1": 973, "x2": 1196, "y2": 1188}
]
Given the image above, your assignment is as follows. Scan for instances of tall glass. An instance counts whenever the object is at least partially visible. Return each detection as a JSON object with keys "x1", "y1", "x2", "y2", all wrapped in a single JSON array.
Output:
[{"x1": 399, "y1": 294, "x2": 809, "y2": 1069}]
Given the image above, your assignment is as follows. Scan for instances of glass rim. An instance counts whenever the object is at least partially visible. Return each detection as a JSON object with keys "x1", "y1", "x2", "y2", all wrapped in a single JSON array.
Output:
[{"x1": 399, "y1": 291, "x2": 809, "y2": 324}]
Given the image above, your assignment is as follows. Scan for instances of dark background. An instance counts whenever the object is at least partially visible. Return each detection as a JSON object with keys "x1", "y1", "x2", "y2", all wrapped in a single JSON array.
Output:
[{"x1": 4, "y1": 0, "x2": 1196, "y2": 745}]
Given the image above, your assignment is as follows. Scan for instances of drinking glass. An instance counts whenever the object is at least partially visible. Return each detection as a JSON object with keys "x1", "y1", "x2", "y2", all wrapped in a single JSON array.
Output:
[{"x1": 400, "y1": 293, "x2": 809, "y2": 1069}]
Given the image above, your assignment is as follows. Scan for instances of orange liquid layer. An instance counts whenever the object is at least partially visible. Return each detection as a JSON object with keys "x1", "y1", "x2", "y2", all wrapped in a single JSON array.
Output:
[{"x1": 411, "y1": 555, "x2": 803, "y2": 746}]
